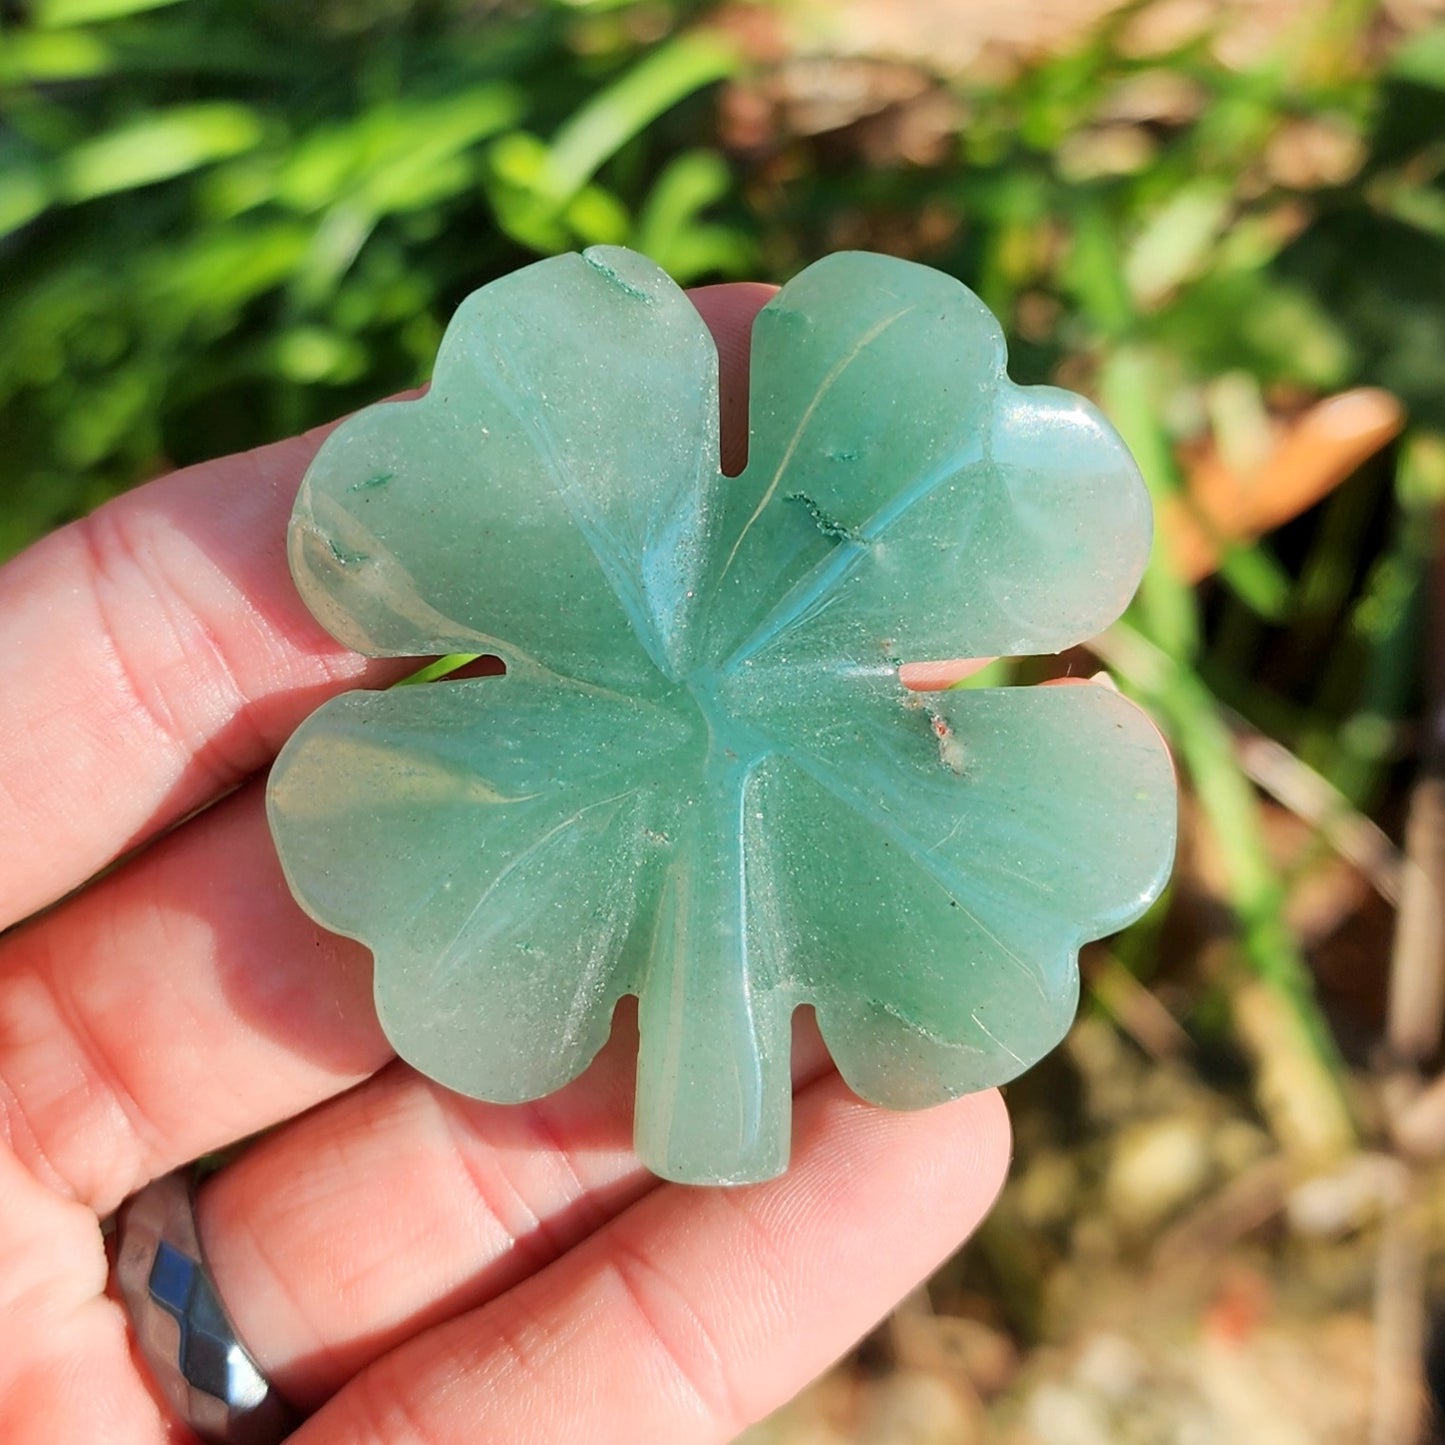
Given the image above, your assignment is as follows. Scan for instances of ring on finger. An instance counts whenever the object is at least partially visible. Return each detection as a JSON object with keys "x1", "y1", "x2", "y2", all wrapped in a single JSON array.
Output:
[{"x1": 114, "y1": 1169, "x2": 298, "y2": 1445}]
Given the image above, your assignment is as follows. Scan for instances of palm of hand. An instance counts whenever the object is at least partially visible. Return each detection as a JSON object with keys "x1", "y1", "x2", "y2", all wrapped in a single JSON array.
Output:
[{"x1": 0, "y1": 284, "x2": 1009, "y2": 1444}]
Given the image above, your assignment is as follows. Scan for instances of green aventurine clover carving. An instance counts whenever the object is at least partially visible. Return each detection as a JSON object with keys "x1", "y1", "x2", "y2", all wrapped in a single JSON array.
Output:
[{"x1": 268, "y1": 246, "x2": 1176, "y2": 1185}]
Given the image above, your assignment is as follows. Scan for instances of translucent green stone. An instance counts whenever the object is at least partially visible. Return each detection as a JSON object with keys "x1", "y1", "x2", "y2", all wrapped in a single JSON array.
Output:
[{"x1": 267, "y1": 246, "x2": 1177, "y2": 1185}]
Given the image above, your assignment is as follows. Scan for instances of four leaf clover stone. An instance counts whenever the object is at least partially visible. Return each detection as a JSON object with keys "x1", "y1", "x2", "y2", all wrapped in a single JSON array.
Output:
[{"x1": 267, "y1": 245, "x2": 1177, "y2": 1186}]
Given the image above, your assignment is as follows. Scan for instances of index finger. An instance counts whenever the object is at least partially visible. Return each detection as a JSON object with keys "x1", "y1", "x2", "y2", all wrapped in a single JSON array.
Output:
[{"x1": 0, "y1": 284, "x2": 778, "y2": 931}]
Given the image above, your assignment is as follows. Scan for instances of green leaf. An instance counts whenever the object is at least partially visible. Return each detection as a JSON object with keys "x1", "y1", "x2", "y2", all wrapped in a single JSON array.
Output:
[
  {"x1": 486, "y1": 131, "x2": 632, "y2": 250},
  {"x1": 633, "y1": 148, "x2": 749, "y2": 280},
  {"x1": 0, "y1": 31, "x2": 112, "y2": 82},
  {"x1": 1098, "y1": 346, "x2": 1201, "y2": 662},
  {"x1": 560, "y1": 182, "x2": 631, "y2": 244},
  {"x1": 1063, "y1": 197, "x2": 1135, "y2": 335},
  {"x1": 538, "y1": 31, "x2": 740, "y2": 203},
  {"x1": 31, "y1": 0, "x2": 187, "y2": 25},
  {"x1": 0, "y1": 168, "x2": 51, "y2": 241},
  {"x1": 1149, "y1": 271, "x2": 1353, "y2": 389},
  {"x1": 274, "y1": 326, "x2": 368, "y2": 384},
  {"x1": 276, "y1": 87, "x2": 522, "y2": 215},
  {"x1": 1214, "y1": 543, "x2": 1293, "y2": 622},
  {"x1": 1125, "y1": 181, "x2": 1233, "y2": 306},
  {"x1": 143, "y1": 221, "x2": 312, "y2": 323},
  {"x1": 57, "y1": 103, "x2": 264, "y2": 201}
]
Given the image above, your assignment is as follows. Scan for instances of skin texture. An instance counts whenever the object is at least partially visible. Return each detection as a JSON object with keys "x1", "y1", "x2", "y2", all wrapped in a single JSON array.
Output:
[{"x1": 0, "y1": 283, "x2": 1011, "y2": 1444}]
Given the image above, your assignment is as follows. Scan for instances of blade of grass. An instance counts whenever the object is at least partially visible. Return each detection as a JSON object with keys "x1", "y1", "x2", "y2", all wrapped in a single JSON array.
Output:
[
  {"x1": 540, "y1": 30, "x2": 739, "y2": 204},
  {"x1": 1103, "y1": 619, "x2": 1357, "y2": 1158},
  {"x1": 395, "y1": 653, "x2": 483, "y2": 687},
  {"x1": 1096, "y1": 336, "x2": 1356, "y2": 1156}
]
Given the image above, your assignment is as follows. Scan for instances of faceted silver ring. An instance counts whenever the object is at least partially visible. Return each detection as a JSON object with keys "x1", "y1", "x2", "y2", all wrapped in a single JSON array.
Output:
[{"x1": 115, "y1": 1171, "x2": 298, "y2": 1445}]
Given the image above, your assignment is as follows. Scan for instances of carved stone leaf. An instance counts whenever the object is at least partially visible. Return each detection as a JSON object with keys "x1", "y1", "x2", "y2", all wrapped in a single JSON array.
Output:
[
  {"x1": 289, "y1": 246, "x2": 720, "y2": 689},
  {"x1": 696, "y1": 251, "x2": 1153, "y2": 671},
  {"x1": 269, "y1": 676, "x2": 689, "y2": 1102},
  {"x1": 270, "y1": 245, "x2": 1177, "y2": 1185},
  {"x1": 735, "y1": 679, "x2": 1176, "y2": 1108}
]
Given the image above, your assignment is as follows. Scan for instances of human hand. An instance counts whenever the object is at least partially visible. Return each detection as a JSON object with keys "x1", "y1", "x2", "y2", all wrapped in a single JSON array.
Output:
[{"x1": 0, "y1": 283, "x2": 1011, "y2": 1444}]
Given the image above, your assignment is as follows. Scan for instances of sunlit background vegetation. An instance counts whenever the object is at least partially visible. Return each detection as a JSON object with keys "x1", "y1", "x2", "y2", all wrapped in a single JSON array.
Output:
[{"x1": 5, "y1": 0, "x2": 1445, "y2": 1438}]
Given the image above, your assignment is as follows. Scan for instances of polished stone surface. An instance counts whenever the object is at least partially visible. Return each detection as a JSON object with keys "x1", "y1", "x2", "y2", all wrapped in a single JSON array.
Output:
[{"x1": 268, "y1": 246, "x2": 1177, "y2": 1185}]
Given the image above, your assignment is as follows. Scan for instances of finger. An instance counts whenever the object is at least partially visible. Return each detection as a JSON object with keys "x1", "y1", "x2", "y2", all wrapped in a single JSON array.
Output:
[
  {"x1": 0, "y1": 780, "x2": 389, "y2": 1214},
  {"x1": 298, "y1": 1080, "x2": 1010, "y2": 1445},
  {"x1": 0, "y1": 1140, "x2": 168, "y2": 1445},
  {"x1": 689, "y1": 283, "x2": 776, "y2": 476},
  {"x1": 899, "y1": 658, "x2": 996, "y2": 690},
  {"x1": 197, "y1": 1006, "x2": 833, "y2": 1409},
  {"x1": 0, "y1": 414, "x2": 403, "y2": 933},
  {"x1": 0, "y1": 286, "x2": 774, "y2": 931}
]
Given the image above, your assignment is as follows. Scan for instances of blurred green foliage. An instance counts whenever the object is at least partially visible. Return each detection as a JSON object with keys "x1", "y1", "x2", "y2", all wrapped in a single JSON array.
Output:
[
  {"x1": 5, "y1": 0, "x2": 1445, "y2": 1126},
  {"x1": 0, "y1": 0, "x2": 753, "y2": 555}
]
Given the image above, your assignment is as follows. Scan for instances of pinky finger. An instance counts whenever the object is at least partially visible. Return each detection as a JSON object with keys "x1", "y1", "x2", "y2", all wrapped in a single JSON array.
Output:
[{"x1": 297, "y1": 1078, "x2": 1010, "y2": 1445}]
